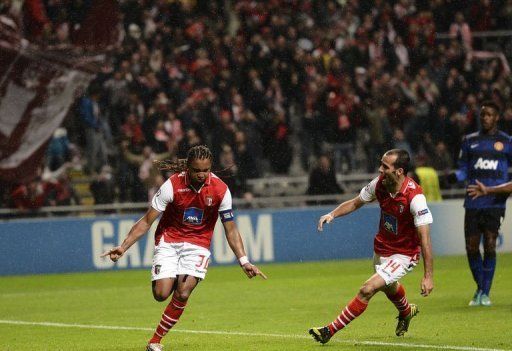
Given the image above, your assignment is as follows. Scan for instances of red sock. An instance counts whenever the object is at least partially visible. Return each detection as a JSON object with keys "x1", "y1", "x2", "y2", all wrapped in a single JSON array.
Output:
[
  {"x1": 328, "y1": 296, "x2": 368, "y2": 335},
  {"x1": 385, "y1": 284, "x2": 410, "y2": 318},
  {"x1": 149, "y1": 296, "x2": 187, "y2": 343}
]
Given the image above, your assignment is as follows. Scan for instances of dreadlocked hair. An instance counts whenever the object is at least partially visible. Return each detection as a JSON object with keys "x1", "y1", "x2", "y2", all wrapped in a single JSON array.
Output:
[
  {"x1": 153, "y1": 145, "x2": 213, "y2": 173},
  {"x1": 187, "y1": 145, "x2": 213, "y2": 164}
]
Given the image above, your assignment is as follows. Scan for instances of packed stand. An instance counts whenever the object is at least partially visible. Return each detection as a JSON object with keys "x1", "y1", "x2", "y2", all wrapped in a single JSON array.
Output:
[{"x1": 4, "y1": 0, "x2": 512, "y2": 209}]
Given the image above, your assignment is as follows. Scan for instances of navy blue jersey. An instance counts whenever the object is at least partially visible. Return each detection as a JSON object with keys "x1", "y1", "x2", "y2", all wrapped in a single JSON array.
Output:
[{"x1": 456, "y1": 131, "x2": 512, "y2": 209}]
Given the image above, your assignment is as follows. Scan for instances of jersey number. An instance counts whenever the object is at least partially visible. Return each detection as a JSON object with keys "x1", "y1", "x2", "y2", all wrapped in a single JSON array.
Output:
[
  {"x1": 196, "y1": 255, "x2": 210, "y2": 269},
  {"x1": 383, "y1": 260, "x2": 401, "y2": 273}
]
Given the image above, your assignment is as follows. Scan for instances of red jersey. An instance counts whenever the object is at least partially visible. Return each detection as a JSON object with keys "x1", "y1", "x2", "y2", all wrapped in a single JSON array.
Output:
[
  {"x1": 151, "y1": 172, "x2": 234, "y2": 249},
  {"x1": 359, "y1": 176, "x2": 433, "y2": 257}
]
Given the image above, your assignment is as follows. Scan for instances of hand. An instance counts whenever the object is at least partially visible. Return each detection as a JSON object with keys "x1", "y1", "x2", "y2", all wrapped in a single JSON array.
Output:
[
  {"x1": 420, "y1": 276, "x2": 433, "y2": 297},
  {"x1": 317, "y1": 213, "x2": 334, "y2": 231},
  {"x1": 242, "y1": 263, "x2": 267, "y2": 280},
  {"x1": 467, "y1": 179, "x2": 487, "y2": 199},
  {"x1": 101, "y1": 246, "x2": 125, "y2": 262}
]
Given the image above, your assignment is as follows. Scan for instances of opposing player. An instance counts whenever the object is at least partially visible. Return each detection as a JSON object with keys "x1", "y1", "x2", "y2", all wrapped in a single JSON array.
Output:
[
  {"x1": 102, "y1": 145, "x2": 266, "y2": 351},
  {"x1": 452, "y1": 100, "x2": 512, "y2": 306},
  {"x1": 309, "y1": 149, "x2": 433, "y2": 344}
]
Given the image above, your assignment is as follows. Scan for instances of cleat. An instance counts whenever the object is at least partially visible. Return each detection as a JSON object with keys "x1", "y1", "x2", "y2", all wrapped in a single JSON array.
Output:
[
  {"x1": 468, "y1": 290, "x2": 482, "y2": 306},
  {"x1": 146, "y1": 343, "x2": 163, "y2": 351},
  {"x1": 309, "y1": 326, "x2": 332, "y2": 344},
  {"x1": 395, "y1": 304, "x2": 419, "y2": 336},
  {"x1": 480, "y1": 294, "x2": 492, "y2": 307}
]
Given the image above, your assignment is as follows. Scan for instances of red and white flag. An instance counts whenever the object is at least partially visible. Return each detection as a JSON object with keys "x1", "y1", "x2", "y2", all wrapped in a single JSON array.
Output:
[{"x1": 0, "y1": 33, "x2": 95, "y2": 184}]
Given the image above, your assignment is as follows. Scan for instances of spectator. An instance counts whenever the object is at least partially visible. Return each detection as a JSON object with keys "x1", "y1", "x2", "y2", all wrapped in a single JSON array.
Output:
[
  {"x1": 306, "y1": 155, "x2": 343, "y2": 198},
  {"x1": 46, "y1": 127, "x2": 70, "y2": 171},
  {"x1": 449, "y1": 12, "x2": 472, "y2": 52},
  {"x1": 78, "y1": 87, "x2": 108, "y2": 174}
]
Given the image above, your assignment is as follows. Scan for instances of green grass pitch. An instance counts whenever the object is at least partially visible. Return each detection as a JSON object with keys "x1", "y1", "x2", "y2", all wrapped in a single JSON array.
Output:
[{"x1": 1, "y1": 254, "x2": 511, "y2": 351}]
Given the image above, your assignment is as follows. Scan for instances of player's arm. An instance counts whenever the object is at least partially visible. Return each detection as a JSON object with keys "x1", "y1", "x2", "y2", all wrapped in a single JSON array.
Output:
[
  {"x1": 318, "y1": 177, "x2": 378, "y2": 231},
  {"x1": 451, "y1": 136, "x2": 469, "y2": 183},
  {"x1": 102, "y1": 207, "x2": 161, "y2": 262},
  {"x1": 410, "y1": 194, "x2": 434, "y2": 296},
  {"x1": 318, "y1": 195, "x2": 366, "y2": 231},
  {"x1": 102, "y1": 178, "x2": 172, "y2": 262},
  {"x1": 219, "y1": 188, "x2": 266, "y2": 279},
  {"x1": 417, "y1": 224, "x2": 434, "y2": 297},
  {"x1": 467, "y1": 179, "x2": 512, "y2": 199},
  {"x1": 222, "y1": 220, "x2": 267, "y2": 280}
]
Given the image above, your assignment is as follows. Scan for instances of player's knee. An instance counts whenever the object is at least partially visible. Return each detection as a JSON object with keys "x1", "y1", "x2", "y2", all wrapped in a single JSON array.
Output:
[
  {"x1": 483, "y1": 248, "x2": 496, "y2": 259},
  {"x1": 465, "y1": 243, "x2": 479, "y2": 255},
  {"x1": 152, "y1": 289, "x2": 171, "y2": 302},
  {"x1": 358, "y1": 284, "x2": 376, "y2": 300},
  {"x1": 174, "y1": 289, "x2": 191, "y2": 302}
]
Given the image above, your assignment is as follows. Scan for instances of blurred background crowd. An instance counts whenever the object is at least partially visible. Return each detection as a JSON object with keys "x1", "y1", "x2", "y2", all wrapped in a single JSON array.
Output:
[{"x1": 2, "y1": 0, "x2": 512, "y2": 211}]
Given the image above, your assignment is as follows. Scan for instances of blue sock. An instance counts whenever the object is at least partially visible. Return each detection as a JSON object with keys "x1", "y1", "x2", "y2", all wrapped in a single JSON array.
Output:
[
  {"x1": 482, "y1": 253, "x2": 496, "y2": 296},
  {"x1": 467, "y1": 252, "x2": 483, "y2": 291}
]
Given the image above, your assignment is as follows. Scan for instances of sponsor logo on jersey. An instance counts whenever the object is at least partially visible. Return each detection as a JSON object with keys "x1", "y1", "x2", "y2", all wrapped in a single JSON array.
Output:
[
  {"x1": 155, "y1": 189, "x2": 161, "y2": 197},
  {"x1": 470, "y1": 143, "x2": 479, "y2": 149},
  {"x1": 418, "y1": 209, "x2": 429, "y2": 216},
  {"x1": 494, "y1": 141, "x2": 504, "y2": 151},
  {"x1": 183, "y1": 207, "x2": 204, "y2": 225},
  {"x1": 406, "y1": 181, "x2": 416, "y2": 190},
  {"x1": 474, "y1": 157, "x2": 498, "y2": 170},
  {"x1": 382, "y1": 213, "x2": 398, "y2": 234}
]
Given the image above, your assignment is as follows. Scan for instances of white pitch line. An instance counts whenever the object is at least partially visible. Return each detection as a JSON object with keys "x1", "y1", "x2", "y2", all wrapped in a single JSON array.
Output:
[{"x1": 0, "y1": 319, "x2": 509, "y2": 351}]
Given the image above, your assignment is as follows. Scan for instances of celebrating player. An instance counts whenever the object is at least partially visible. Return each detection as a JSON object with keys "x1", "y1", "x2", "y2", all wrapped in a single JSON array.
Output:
[
  {"x1": 102, "y1": 145, "x2": 266, "y2": 351},
  {"x1": 309, "y1": 149, "x2": 434, "y2": 344},
  {"x1": 453, "y1": 100, "x2": 512, "y2": 306}
]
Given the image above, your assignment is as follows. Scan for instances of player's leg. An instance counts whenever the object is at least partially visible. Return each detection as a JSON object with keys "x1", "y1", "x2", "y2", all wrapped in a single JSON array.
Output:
[
  {"x1": 147, "y1": 242, "x2": 180, "y2": 349},
  {"x1": 465, "y1": 209, "x2": 483, "y2": 306},
  {"x1": 148, "y1": 275, "x2": 200, "y2": 346},
  {"x1": 309, "y1": 273, "x2": 384, "y2": 344},
  {"x1": 480, "y1": 209, "x2": 502, "y2": 306},
  {"x1": 148, "y1": 242, "x2": 211, "y2": 347},
  {"x1": 383, "y1": 282, "x2": 412, "y2": 319},
  {"x1": 376, "y1": 254, "x2": 419, "y2": 336},
  {"x1": 152, "y1": 278, "x2": 177, "y2": 301}
]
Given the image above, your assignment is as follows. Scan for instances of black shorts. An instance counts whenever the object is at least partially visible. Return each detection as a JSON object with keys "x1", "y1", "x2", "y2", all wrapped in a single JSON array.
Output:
[{"x1": 464, "y1": 208, "x2": 505, "y2": 236}]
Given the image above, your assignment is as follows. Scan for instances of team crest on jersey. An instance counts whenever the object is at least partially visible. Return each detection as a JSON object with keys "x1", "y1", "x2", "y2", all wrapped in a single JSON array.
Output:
[
  {"x1": 382, "y1": 213, "x2": 398, "y2": 234},
  {"x1": 494, "y1": 141, "x2": 504, "y2": 151},
  {"x1": 398, "y1": 204, "x2": 404, "y2": 213},
  {"x1": 205, "y1": 195, "x2": 213, "y2": 206},
  {"x1": 183, "y1": 207, "x2": 204, "y2": 225}
]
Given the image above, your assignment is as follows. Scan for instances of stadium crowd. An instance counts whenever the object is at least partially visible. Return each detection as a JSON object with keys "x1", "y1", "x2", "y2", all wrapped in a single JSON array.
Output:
[{"x1": 4, "y1": 0, "x2": 512, "y2": 209}]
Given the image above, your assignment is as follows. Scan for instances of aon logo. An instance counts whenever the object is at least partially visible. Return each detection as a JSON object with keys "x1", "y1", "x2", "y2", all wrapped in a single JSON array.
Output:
[{"x1": 474, "y1": 158, "x2": 498, "y2": 170}]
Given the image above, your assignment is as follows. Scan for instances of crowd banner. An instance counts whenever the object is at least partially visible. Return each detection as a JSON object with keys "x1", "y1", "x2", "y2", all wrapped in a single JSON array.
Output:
[
  {"x1": 1, "y1": 199, "x2": 511, "y2": 275},
  {"x1": 0, "y1": 33, "x2": 96, "y2": 184}
]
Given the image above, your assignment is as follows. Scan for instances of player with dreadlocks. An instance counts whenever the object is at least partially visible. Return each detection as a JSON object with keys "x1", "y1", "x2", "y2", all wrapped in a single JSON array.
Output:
[{"x1": 102, "y1": 145, "x2": 266, "y2": 351}]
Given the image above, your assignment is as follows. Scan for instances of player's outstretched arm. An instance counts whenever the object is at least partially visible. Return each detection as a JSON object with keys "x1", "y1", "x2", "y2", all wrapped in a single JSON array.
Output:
[
  {"x1": 467, "y1": 179, "x2": 512, "y2": 199},
  {"x1": 318, "y1": 195, "x2": 365, "y2": 231},
  {"x1": 223, "y1": 220, "x2": 267, "y2": 280},
  {"x1": 101, "y1": 207, "x2": 161, "y2": 262},
  {"x1": 417, "y1": 224, "x2": 434, "y2": 297}
]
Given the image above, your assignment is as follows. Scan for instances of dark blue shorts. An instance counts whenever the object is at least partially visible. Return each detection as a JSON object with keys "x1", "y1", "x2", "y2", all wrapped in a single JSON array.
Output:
[{"x1": 464, "y1": 208, "x2": 505, "y2": 236}]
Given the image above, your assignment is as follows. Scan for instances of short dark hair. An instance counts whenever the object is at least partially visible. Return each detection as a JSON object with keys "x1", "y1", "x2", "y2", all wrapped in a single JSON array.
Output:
[
  {"x1": 481, "y1": 100, "x2": 500, "y2": 115},
  {"x1": 385, "y1": 149, "x2": 410, "y2": 174}
]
